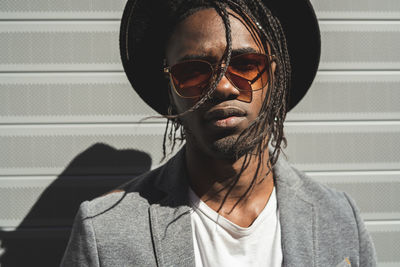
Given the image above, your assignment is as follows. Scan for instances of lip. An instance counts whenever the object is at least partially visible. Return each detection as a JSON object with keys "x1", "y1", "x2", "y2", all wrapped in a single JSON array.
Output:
[
  {"x1": 203, "y1": 107, "x2": 247, "y2": 128},
  {"x1": 204, "y1": 106, "x2": 246, "y2": 121}
]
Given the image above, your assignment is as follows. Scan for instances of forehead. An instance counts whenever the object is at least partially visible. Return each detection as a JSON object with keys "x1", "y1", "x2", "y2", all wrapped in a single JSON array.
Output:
[{"x1": 166, "y1": 8, "x2": 263, "y2": 64}]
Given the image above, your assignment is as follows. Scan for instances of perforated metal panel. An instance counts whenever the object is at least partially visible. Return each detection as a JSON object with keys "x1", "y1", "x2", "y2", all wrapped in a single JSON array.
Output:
[
  {"x1": 0, "y1": 125, "x2": 168, "y2": 176},
  {"x1": 289, "y1": 71, "x2": 400, "y2": 121},
  {"x1": 0, "y1": 0, "x2": 126, "y2": 13},
  {"x1": 320, "y1": 22, "x2": 400, "y2": 70},
  {"x1": 0, "y1": 73, "x2": 157, "y2": 123},
  {"x1": 284, "y1": 122, "x2": 400, "y2": 171},
  {"x1": 366, "y1": 222, "x2": 400, "y2": 266},
  {"x1": 0, "y1": 22, "x2": 120, "y2": 72},
  {"x1": 0, "y1": 0, "x2": 126, "y2": 19},
  {"x1": 0, "y1": 124, "x2": 169, "y2": 175},
  {"x1": 309, "y1": 171, "x2": 400, "y2": 220},
  {"x1": 310, "y1": 0, "x2": 400, "y2": 19}
]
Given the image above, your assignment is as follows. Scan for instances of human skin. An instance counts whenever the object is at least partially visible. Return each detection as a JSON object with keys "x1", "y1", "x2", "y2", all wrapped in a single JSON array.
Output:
[{"x1": 165, "y1": 8, "x2": 276, "y2": 227}]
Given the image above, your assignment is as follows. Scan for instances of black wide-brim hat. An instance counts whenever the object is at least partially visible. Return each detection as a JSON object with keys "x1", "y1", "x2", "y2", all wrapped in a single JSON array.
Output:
[{"x1": 120, "y1": 0, "x2": 321, "y2": 115}]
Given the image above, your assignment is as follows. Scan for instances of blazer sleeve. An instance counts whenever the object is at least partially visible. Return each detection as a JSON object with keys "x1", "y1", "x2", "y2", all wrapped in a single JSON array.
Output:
[
  {"x1": 61, "y1": 201, "x2": 100, "y2": 267},
  {"x1": 343, "y1": 192, "x2": 378, "y2": 267}
]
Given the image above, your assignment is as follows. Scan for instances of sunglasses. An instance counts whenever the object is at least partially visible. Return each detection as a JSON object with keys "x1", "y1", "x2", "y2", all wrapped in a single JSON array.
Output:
[{"x1": 164, "y1": 52, "x2": 274, "y2": 103}]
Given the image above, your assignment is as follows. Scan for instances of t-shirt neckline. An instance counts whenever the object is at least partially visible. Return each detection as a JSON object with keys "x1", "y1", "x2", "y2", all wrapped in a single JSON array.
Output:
[{"x1": 188, "y1": 186, "x2": 277, "y2": 237}]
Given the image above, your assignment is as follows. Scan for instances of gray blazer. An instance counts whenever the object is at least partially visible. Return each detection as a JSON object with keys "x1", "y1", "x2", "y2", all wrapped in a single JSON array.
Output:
[{"x1": 61, "y1": 149, "x2": 377, "y2": 267}]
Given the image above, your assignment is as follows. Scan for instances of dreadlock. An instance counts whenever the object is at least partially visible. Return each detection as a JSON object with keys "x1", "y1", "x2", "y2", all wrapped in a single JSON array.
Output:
[{"x1": 161, "y1": 0, "x2": 291, "y2": 212}]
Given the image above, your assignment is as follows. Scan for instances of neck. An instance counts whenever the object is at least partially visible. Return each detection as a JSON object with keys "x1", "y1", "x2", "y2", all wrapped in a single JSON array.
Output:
[{"x1": 185, "y1": 142, "x2": 274, "y2": 215}]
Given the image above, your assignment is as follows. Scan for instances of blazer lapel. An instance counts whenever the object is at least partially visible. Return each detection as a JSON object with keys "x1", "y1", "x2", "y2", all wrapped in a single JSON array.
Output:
[
  {"x1": 274, "y1": 156, "x2": 316, "y2": 267},
  {"x1": 149, "y1": 203, "x2": 194, "y2": 267},
  {"x1": 149, "y1": 149, "x2": 195, "y2": 267}
]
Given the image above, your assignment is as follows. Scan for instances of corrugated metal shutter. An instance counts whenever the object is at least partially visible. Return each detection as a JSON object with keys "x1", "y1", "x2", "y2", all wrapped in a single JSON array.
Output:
[{"x1": 0, "y1": 0, "x2": 399, "y2": 266}]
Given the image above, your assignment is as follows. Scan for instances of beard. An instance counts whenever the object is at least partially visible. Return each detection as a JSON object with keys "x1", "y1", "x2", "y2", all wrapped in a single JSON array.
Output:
[
  {"x1": 184, "y1": 127, "x2": 253, "y2": 161},
  {"x1": 209, "y1": 134, "x2": 239, "y2": 159}
]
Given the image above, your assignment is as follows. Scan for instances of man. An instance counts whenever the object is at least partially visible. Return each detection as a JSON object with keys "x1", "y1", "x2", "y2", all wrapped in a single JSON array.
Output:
[{"x1": 62, "y1": 0, "x2": 377, "y2": 266}]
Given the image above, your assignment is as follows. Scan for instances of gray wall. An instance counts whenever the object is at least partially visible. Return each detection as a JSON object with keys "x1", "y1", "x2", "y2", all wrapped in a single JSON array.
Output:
[{"x1": 0, "y1": 0, "x2": 399, "y2": 266}]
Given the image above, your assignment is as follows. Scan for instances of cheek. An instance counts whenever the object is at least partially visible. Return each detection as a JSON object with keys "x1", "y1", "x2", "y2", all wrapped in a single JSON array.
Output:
[
  {"x1": 249, "y1": 90, "x2": 266, "y2": 117},
  {"x1": 171, "y1": 89, "x2": 199, "y2": 114}
]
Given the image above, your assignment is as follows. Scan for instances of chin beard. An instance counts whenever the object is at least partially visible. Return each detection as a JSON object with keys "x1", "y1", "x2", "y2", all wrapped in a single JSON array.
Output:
[
  {"x1": 181, "y1": 117, "x2": 260, "y2": 160},
  {"x1": 209, "y1": 135, "x2": 241, "y2": 160},
  {"x1": 185, "y1": 129, "x2": 251, "y2": 161}
]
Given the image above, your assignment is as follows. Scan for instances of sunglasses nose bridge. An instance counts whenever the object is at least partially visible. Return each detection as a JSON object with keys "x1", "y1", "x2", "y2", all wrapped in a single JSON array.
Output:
[{"x1": 211, "y1": 71, "x2": 241, "y2": 100}]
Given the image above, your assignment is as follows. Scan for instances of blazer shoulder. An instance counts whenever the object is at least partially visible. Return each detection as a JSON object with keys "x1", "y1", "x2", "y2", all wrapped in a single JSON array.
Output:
[
  {"x1": 289, "y1": 166, "x2": 358, "y2": 215},
  {"x1": 64, "y1": 167, "x2": 166, "y2": 266},
  {"x1": 288, "y1": 165, "x2": 341, "y2": 196},
  {"x1": 290, "y1": 166, "x2": 377, "y2": 265},
  {"x1": 84, "y1": 164, "x2": 167, "y2": 217},
  {"x1": 274, "y1": 155, "x2": 348, "y2": 206}
]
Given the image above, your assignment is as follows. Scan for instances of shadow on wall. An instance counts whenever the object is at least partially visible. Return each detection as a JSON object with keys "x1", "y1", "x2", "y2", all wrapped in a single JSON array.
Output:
[{"x1": 0, "y1": 143, "x2": 152, "y2": 267}]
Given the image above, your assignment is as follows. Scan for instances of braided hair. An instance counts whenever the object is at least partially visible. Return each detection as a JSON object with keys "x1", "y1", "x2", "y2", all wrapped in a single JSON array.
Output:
[{"x1": 162, "y1": 0, "x2": 291, "y2": 211}]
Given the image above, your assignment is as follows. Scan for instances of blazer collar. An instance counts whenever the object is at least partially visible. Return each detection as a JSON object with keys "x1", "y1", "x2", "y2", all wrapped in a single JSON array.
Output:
[
  {"x1": 149, "y1": 148, "x2": 316, "y2": 267},
  {"x1": 149, "y1": 148, "x2": 195, "y2": 267},
  {"x1": 273, "y1": 155, "x2": 316, "y2": 267}
]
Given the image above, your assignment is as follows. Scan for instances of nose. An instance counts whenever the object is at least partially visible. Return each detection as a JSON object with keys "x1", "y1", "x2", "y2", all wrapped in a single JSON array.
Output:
[{"x1": 212, "y1": 73, "x2": 240, "y2": 101}]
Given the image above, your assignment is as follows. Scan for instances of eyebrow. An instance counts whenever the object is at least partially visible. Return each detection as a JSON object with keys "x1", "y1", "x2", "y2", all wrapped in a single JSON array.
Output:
[
  {"x1": 178, "y1": 47, "x2": 259, "y2": 63},
  {"x1": 231, "y1": 47, "x2": 259, "y2": 57}
]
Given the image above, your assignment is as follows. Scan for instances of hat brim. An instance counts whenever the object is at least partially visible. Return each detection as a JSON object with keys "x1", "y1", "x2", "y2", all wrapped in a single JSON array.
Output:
[{"x1": 120, "y1": 0, "x2": 321, "y2": 115}]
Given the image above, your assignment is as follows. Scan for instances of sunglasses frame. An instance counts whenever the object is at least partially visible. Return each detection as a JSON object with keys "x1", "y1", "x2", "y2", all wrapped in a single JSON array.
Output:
[{"x1": 163, "y1": 52, "x2": 276, "y2": 100}]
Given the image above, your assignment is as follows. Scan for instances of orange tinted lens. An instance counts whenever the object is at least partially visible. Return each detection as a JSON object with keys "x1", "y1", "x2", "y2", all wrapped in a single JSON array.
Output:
[
  {"x1": 170, "y1": 60, "x2": 212, "y2": 97},
  {"x1": 228, "y1": 53, "x2": 269, "y2": 91},
  {"x1": 227, "y1": 71, "x2": 252, "y2": 103}
]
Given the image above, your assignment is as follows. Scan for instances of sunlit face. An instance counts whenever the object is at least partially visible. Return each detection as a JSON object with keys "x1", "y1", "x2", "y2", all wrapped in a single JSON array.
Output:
[{"x1": 165, "y1": 8, "x2": 275, "y2": 159}]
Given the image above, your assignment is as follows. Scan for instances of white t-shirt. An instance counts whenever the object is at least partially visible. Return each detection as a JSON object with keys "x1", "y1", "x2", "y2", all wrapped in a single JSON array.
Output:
[{"x1": 188, "y1": 187, "x2": 282, "y2": 267}]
